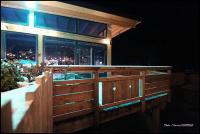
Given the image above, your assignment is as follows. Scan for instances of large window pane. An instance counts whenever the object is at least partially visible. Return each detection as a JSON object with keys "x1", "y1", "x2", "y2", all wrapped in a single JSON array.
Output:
[
  {"x1": 35, "y1": 12, "x2": 76, "y2": 33},
  {"x1": 5, "y1": 32, "x2": 37, "y2": 65},
  {"x1": 78, "y1": 19, "x2": 107, "y2": 38},
  {"x1": 1, "y1": 7, "x2": 29, "y2": 25},
  {"x1": 44, "y1": 37, "x2": 75, "y2": 65},
  {"x1": 93, "y1": 45, "x2": 107, "y2": 65},
  {"x1": 77, "y1": 41, "x2": 91, "y2": 65}
]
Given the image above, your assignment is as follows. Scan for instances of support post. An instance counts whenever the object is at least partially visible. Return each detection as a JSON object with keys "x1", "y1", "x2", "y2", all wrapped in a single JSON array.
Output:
[
  {"x1": 38, "y1": 34, "x2": 43, "y2": 65},
  {"x1": 44, "y1": 71, "x2": 50, "y2": 132},
  {"x1": 107, "y1": 24, "x2": 112, "y2": 65},
  {"x1": 26, "y1": 91, "x2": 38, "y2": 133},
  {"x1": 49, "y1": 71, "x2": 53, "y2": 133},
  {"x1": 1, "y1": 101, "x2": 12, "y2": 133},
  {"x1": 35, "y1": 75, "x2": 45, "y2": 133},
  {"x1": 152, "y1": 108, "x2": 160, "y2": 132},
  {"x1": 140, "y1": 71, "x2": 146, "y2": 112},
  {"x1": 94, "y1": 70, "x2": 100, "y2": 126},
  {"x1": 167, "y1": 70, "x2": 172, "y2": 103}
]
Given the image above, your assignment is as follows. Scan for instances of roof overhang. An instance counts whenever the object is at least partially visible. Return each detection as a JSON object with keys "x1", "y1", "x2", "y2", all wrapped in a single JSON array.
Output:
[{"x1": 1, "y1": 1, "x2": 141, "y2": 38}]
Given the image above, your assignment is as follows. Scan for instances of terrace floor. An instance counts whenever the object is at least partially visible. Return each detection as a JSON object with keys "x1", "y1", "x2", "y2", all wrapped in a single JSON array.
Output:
[{"x1": 75, "y1": 82, "x2": 199, "y2": 133}]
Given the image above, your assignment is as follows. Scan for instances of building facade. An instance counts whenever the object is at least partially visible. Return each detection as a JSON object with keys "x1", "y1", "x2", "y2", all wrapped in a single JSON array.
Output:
[{"x1": 1, "y1": 1, "x2": 140, "y2": 66}]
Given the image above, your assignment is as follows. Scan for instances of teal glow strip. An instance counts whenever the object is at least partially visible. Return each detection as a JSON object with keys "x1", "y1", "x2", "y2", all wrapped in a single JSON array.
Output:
[
  {"x1": 139, "y1": 79, "x2": 143, "y2": 97},
  {"x1": 118, "y1": 100, "x2": 141, "y2": 108},
  {"x1": 29, "y1": 11, "x2": 34, "y2": 27},
  {"x1": 103, "y1": 100, "x2": 141, "y2": 111},
  {"x1": 99, "y1": 82, "x2": 103, "y2": 106},
  {"x1": 145, "y1": 93, "x2": 168, "y2": 101}
]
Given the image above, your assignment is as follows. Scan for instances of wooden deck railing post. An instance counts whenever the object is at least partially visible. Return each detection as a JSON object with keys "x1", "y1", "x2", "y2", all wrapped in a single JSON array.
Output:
[
  {"x1": 140, "y1": 71, "x2": 146, "y2": 112},
  {"x1": 35, "y1": 75, "x2": 45, "y2": 133},
  {"x1": 49, "y1": 71, "x2": 53, "y2": 133},
  {"x1": 1, "y1": 101, "x2": 12, "y2": 133},
  {"x1": 152, "y1": 108, "x2": 160, "y2": 132},
  {"x1": 26, "y1": 89, "x2": 39, "y2": 133},
  {"x1": 167, "y1": 70, "x2": 172, "y2": 103},
  {"x1": 94, "y1": 69, "x2": 100, "y2": 126},
  {"x1": 44, "y1": 71, "x2": 50, "y2": 133}
]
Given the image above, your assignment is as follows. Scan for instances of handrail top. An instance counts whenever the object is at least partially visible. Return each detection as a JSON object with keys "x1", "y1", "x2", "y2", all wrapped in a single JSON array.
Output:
[{"x1": 46, "y1": 65, "x2": 172, "y2": 70}]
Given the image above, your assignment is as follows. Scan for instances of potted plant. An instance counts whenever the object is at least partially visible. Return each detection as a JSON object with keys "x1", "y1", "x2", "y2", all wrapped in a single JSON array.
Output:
[{"x1": 1, "y1": 59, "x2": 24, "y2": 92}]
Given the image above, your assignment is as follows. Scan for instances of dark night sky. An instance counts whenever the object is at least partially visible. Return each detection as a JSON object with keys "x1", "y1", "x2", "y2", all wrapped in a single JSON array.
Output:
[{"x1": 62, "y1": 0, "x2": 199, "y2": 71}]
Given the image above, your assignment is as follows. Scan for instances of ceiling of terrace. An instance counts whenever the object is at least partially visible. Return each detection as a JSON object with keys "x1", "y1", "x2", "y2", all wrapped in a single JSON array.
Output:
[{"x1": 1, "y1": 1, "x2": 141, "y2": 38}]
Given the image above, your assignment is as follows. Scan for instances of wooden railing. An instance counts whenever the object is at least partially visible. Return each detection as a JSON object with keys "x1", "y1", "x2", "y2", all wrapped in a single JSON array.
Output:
[
  {"x1": 1, "y1": 71, "x2": 53, "y2": 133},
  {"x1": 45, "y1": 65, "x2": 172, "y2": 133},
  {"x1": 1, "y1": 66, "x2": 172, "y2": 133}
]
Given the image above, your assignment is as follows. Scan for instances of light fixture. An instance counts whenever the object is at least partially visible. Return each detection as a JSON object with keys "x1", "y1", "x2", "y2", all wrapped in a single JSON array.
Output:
[
  {"x1": 25, "y1": 1, "x2": 36, "y2": 10},
  {"x1": 1, "y1": 23, "x2": 8, "y2": 30},
  {"x1": 102, "y1": 38, "x2": 110, "y2": 45}
]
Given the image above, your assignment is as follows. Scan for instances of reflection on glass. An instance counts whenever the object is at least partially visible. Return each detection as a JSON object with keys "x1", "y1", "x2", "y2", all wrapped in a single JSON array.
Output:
[
  {"x1": 35, "y1": 12, "x2": 76, "y2": 33},
  {"x1": 44, "y1": 37, "x2": 75, "y2": 65},
  {"x1": 1, "y1": 7, "x2": 29, "y2": 25},
  {"x1": 93, "y1": 45, "x2": 106, "y2": 65},
  {"x1": 78, "y1": 19, "x2": 107, "y2": 38},
  {"x1": 5, "y1": 32, "x2": 37, "y2": 65},
  {"x1": 77, "y1": 42, "x2": 91, "y2": 65}
]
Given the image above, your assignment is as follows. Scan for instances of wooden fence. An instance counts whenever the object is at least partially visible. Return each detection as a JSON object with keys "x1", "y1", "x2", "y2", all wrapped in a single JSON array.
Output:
[{"x1": 1, "y1": 71, "x2": 53, "y2": 133}]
